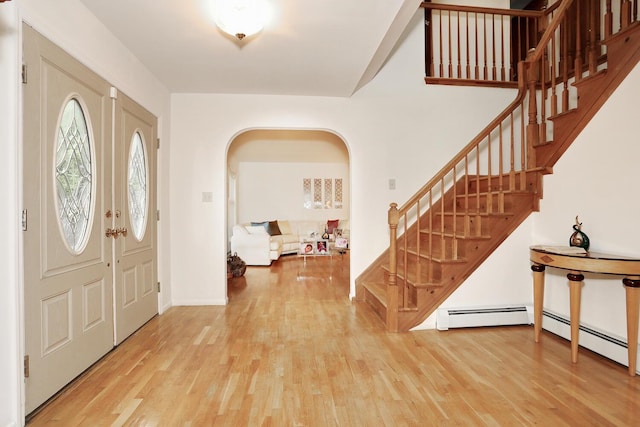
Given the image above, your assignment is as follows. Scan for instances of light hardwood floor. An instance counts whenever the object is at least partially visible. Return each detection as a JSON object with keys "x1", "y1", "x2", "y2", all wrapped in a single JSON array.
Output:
[{"x1": 28, "y1": 253, "x2": 640, "y2": 426}]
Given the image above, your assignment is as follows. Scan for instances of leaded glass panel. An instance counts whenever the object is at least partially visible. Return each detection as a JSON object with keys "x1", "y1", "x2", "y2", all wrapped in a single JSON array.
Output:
[
  {"x1": 128, "y1": 132, "x2": 147, "y2": 241},
  {"x1": 55, "y1": 98, "x2": 93, "y2": 253}
]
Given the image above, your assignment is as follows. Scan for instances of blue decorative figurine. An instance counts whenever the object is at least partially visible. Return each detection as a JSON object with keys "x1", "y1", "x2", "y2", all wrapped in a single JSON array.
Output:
[{"x1": 569, "y1": 216, "x2": 590, "y2": 251}]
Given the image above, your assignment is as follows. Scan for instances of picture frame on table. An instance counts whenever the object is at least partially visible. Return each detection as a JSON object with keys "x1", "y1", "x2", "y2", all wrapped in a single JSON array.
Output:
[
  {"x1": 300, "y1": 242, "x2": 314, "y2": 255},
  {"x1": 335, "y1": 237, "x2": 348, "y2": 249},
  {"x1": 315, "y1": 240, "x2": 329, "y2": 255}
]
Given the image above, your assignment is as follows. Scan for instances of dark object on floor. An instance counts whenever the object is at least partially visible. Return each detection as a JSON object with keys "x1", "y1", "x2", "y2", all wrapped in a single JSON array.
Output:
[{"x1": 227, "y1": 252, "x2": 247, "y2": 277}]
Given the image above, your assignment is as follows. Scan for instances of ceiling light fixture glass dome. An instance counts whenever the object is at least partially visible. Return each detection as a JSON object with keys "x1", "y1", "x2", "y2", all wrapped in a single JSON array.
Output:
[{"x1": 215, "y1": 0, "x2": 266, "y2": 40}]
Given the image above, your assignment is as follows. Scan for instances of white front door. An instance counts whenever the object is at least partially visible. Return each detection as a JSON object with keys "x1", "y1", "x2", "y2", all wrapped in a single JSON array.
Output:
[
  {"x1": 112, "y1": 91, "x2": 158, "y2": 344},
  {"x1": 23, "y1": 24, "x2": 158, "y2": 413}
]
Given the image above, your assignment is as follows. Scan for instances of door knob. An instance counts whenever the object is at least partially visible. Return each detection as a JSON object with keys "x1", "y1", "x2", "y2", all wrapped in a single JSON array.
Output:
[{"x1": 105, "y1": 228, "x2": 119, "y2": 238}]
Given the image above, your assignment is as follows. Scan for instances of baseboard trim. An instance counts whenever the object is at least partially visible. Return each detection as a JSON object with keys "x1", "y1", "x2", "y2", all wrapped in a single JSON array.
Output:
[{"x1": 542, "y1": 309, "x2": 638, "y2": 373}]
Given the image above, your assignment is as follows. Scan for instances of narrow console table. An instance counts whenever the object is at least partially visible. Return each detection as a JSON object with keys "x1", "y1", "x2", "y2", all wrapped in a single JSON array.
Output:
[{"x1": 530, "y1": 245, "x2": 640, "y2": 376}]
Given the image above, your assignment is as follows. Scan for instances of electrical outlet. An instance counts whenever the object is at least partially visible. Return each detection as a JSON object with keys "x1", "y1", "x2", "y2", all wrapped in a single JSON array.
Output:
[
  {"x1": 202, "y1": 192, "x2": 213, "y2": 203},
  {"x1": 388, "y1": 178, "x2": 396, "y2": 190}
]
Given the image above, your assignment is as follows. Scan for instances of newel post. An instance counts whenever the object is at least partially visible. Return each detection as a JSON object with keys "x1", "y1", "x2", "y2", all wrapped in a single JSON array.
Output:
[{"x1": 387, "y1": 203, "x2": 399, "y2": 332}]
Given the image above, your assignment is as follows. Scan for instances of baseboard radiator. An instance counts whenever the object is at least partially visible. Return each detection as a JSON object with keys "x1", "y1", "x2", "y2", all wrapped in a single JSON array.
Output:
[
  {"x1": 541, "y1": 309, "x2": 638, "y2": 373},
  {"x1": 437, "y1": 305, "x2": 638, "y2": 373},
  {"x1": 436, "y1": 305, "x2": 533, "y2": 331}
]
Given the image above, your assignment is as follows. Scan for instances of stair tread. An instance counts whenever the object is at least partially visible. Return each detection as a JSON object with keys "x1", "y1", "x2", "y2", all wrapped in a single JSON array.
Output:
[
  {"x1": 435, "y1": 211, "x2": 516, "y2": 217},
  {"x1": 548, "y1": 107, "x2": 578, "y2": 121},
  {"x1": 389, "y1": 251, "x2": 468, "y2": 263},
  {"x1": 381, "y1": 264, "x2": 449, "y2": 288},
  {"x1": 417, "y1": 230, "x2": 491, "y2": 239},
  {"x1": 361, "y1": 281, "x2": 419, "y2": 311}
]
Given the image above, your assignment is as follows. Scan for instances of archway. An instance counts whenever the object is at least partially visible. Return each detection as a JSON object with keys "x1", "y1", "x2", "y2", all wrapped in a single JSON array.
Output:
[{"x1": 226, "y1": 129, "x2": 351, "y2": 293}]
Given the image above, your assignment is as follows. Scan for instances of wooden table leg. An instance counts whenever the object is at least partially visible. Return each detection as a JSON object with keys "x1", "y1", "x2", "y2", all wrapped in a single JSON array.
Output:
[
  {"x1": 623, "y1": 276, "x2": 640, "y2": 376},
  {"x1": 567, "y1": 271, "x2": 584, "y2": 364},
  {"x1": 531, "y1": 264, "x2": 545, "y2": 343}
]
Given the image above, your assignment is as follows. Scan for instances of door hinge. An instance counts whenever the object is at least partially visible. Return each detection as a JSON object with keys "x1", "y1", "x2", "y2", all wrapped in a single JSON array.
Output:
[
  {"x1": 156, "y1": 210, "x2": 160, "y2": 221},
  {"x1": 24, "y1": 355, "x2": 30, "y2": 378},
  {"x1": 21, "y1": 209, "x2": 28, "y2": 231},
  {"x1": 157, "y1": 282, "x2": 161, "y2": 293},
  {"x1": 157, "y1": 138, "x2": 160, "y2": 149},
  {"x1": 21, "y1": 64, "x2": 27, "y2": 84}
]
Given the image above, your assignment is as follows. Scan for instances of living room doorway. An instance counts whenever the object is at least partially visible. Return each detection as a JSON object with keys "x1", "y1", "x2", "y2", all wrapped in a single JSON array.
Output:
[{"x1": 226, "y1": 129, "x2": 351, "y2": 294}]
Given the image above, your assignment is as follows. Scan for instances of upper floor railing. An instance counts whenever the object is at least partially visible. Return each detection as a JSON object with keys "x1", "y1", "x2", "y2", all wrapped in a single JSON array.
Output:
[{"x1": 422, "y1": 0, "x2": 640, "y2": 87}]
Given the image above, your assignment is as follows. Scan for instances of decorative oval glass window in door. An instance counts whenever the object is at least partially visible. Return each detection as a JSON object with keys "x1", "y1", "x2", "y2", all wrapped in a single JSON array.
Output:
[
  {"x1": 55, "y1": 98, "x2": 94, "y2": 253},
  {"x1": 128, "y1": 132, "x2": 147, "y2": 241}
]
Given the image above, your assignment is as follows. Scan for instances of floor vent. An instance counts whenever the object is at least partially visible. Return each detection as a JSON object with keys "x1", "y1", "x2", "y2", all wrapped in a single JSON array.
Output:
[
  {"x1": 436, "y1": 305, "x2": 532, "y2": 331},
  {"x1": 542, "y1": 309, "x2": 638, "y2": 373}
]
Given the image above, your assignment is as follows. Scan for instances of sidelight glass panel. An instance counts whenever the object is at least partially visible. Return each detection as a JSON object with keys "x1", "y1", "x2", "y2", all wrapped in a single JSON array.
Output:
[
  {"x1": 55, "y1": 98, "x2": 93, "y2": 253},
  {"x1": 128, "y1": 132, "x2": 147, "y2": 241}
]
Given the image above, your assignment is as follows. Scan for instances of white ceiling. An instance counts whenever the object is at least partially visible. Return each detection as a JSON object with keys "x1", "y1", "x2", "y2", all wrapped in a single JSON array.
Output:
[{"x1": 79, "y1": 0, "x2": 421, "y2": 97}]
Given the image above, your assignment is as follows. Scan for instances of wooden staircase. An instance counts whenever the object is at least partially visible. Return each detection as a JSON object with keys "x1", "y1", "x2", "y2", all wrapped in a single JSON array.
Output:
[{"x1": 355, "y1": 0, "x2": 640, "y2": 332}]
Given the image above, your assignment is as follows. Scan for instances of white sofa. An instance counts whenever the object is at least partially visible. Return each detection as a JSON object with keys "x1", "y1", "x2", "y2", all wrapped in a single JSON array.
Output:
[{"x1": 231, "y1": 219, "x2": 349, "y2": 266}]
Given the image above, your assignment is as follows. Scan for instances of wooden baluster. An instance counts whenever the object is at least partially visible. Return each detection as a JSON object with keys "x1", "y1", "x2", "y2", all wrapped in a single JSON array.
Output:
[
  {"x1": 466, "y1": 12, "x2": 471, "y2": 79},
  {"x1": 448, "y1": 10, "x2": 453, "y2": 78},
  {"x1": 539, "y1": 45, "x2": 547, "y2": 144},
  {"x1": 428, "y1": 191, "x2": 433, "y2": 283},
  {"x1": 439, "y1": 11, "x2": 444, "y2": 78},
  {"x1": 440, "y1": 179, "x2": 445, "y2": 260},
  {"x1": 475, "y1": 145, "x2": 480, "y2": 219},
  {"x1": 561, "y1": 14, "x2": 569, "y2": 113},
  {"x1": 500, "y1": 13, "x2": 506, "y2": 81},
  {"x1": 483, "y1": 13, "x2": 489, "y2": 80},
  {"x1": 520, "y1": 101, "x2": 527, "y2": 187},
  {"x1": 452, "y1": 168, "x2": 458, "y2": 259},
  {"x1": 475, "y1": 12, "x2": 480, "y2": 79},
  {"x1": 526, "y1": 57, "x2": 540, "y2": 159},
  {"x1": 604, "y1": 0, "x2": 613, "y2": 38},
  {"x1": 622, "y1": 0, "x2": 632, "y2": 29},
  {"x1": 498, "y1": 122, "x2": 504, "y2": 213},
  {"x1": 492, "y1": 14, "x2": 497, "y2": 81},
  {"x1": 550, "y1": 24, "x2": 558, "y2": 118},
  {"x1": 464, "y1": 156, "x2": 470, "y2": 235},
  {"x1": 574, "y1": 0, "x2": 583, "y2": 82},
  {"x1": 588, "y1": 0, "x2": 598, "y2": 76},
  {"x1": 487, "y1": 133, "x2": 493, "y2": 214},
  {"x1": 457, "y1": 11, "x2": 462, "y2": 78},
  {"x1": 387, "y1": 203, "x2": 399, "y2": 332},
  {"x1": 512, "y1": 16, "x2": 521, "y2": 81},
  {"x1": 509, "y1": 112, "x2": 515, "y2": 192},
  {"x1": 403, "y1": 214, "x2": 409, "y2": 310}
]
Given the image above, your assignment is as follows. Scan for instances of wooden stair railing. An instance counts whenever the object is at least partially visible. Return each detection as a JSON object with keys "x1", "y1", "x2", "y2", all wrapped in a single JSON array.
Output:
[
  {"x1": 423, "y1": 2, "x2": 545, "y2": 87},
  {"x1": 355, "y1": 0, "x2": 640, "y2": 332}
]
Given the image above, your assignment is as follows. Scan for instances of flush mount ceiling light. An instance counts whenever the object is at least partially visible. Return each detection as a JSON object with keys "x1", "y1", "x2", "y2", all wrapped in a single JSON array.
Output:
[{"x1": 215, "y1": 0, "x2": 266, "y2": 40}]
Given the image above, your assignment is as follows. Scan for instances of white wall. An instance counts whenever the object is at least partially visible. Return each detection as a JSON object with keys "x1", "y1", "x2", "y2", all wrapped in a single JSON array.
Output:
[
  {"x1": 237, "y1": 162, "x2": 350, "y2": 224},
  {"x1": 169, "y1": 9, "x2": 517, "y2": 307}
]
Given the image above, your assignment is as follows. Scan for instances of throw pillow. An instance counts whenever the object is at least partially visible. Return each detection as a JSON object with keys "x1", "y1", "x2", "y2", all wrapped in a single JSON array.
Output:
[
  {"x1": 268, "y1": 220, "x2": 282, "y2": 236},
  {"x1": 327, "y1": 219, "x2": 340, "y2": 234},
  {"x1": 251, "y1": 221, "x2": 269, "y2": 230},
  {"x1": 278, "y1": 220, "x2": 292, "y2": 235}
]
